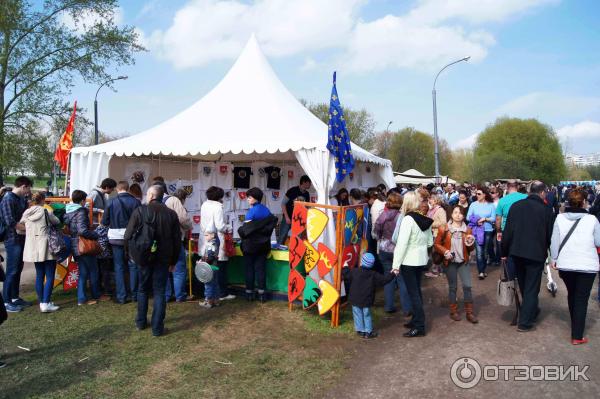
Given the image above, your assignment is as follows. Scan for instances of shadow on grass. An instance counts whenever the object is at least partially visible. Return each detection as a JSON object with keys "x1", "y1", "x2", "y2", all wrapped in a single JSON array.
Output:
[{"x1": 1, "y1": 324, "x2": 121, "y2": 399}]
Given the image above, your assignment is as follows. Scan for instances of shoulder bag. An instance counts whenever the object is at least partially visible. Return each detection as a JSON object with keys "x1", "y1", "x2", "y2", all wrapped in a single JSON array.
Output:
[
  {"x1": 496, "y1": 258, "x2": 515, "y2": 306},
  {"x1": 558, "y1": 218, "x2": 582, "y2": 256}
]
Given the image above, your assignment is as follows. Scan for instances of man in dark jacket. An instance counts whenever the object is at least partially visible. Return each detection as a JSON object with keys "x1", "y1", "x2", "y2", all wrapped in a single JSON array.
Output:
[
  {"x1": 102, "y1": 181, "x2": 141, "y2": 304},
  {"x1": 1, "y1": 176, "x2": 32, "y2": 312},
  {"x1": 238, "y1": 187, "x2": 277, "y2": 302},
  {"x1": 125, "y1": 185, "x2": 181, "y2": 337},
  {"x1": 501, "y1": 181, "x2": 554, "y2": 332}
]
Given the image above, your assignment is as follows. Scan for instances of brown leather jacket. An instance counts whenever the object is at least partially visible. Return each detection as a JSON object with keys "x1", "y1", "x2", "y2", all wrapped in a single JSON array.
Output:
[{"x1": 434, "y1": 224, "x2": 474, "y2": 266}]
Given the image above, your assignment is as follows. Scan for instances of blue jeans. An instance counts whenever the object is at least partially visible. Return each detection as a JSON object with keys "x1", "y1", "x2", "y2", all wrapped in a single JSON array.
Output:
[
  {"x1": 488, "y1": 230, "x2": 500, "y2": 264},
  {"x1": 475, "y1": 231, "x2": 493, "y2": 273},
  {"x1": 2, "y1": 240, "x2": 24, "y2": 302},
  {"x1": 401, "y1": 265, "x2": 426, "y2": 332},
  {"x1": 277, "y1": 217, "x2": 291, "y2": 245},
  {"x1": 112, "y1": 245, "x2": 139, "y2": 302},
  {"x1": 136, "y1": 264, "x2": 169, "y2": 335},
  {"x1": 166, "y1": 244, "x2": 187, "y2": 301},
  {"x1": 352, "y1": 306, "x2": 373, "y2": 333},
  {"x1": 204, "y1": 269, "x2": 220, "y2": 300},
  {"x1": 379, "y1": 251, "x2": 412, "y2": 313},
  {"x1": 76, "y1": 255, "x2": 100, "y2": 304},
  {"x1": 34, "y1": 260, "x2": 56, "y2": 303}
]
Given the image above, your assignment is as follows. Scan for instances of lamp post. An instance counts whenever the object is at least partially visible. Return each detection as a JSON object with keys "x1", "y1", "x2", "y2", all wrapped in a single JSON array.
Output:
[
  {"x1": 386, "y1": 120, "x2": 393, "y2": 134},
  {"x1": 94, "y1": 75, "x2": 128, "y2": 145},
  {"x1": 432, "y1": 57, "x2": 469, "y2": 183}
]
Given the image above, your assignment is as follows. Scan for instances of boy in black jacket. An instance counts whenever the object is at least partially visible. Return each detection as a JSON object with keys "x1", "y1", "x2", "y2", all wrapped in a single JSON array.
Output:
[{"x1": 343, "y1": 253, "x2": 396, "y2": 339}]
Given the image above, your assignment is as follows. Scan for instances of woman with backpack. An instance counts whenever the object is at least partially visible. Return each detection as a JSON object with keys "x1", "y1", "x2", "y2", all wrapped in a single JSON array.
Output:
[
  {"x1": 64, "y1": 190, "x2": 100, "y2": 306},
  {"x1": 434, "y1": 205, "x2": 477, "y2": 323},
  {"x1": 550, "y1": 189, "x2": 600, "y2": 345},
  {"x1": 21, "y1": 192, "x2": 61, "y2": 312},
  {"x1": 373, "y1": 191, "x2": 411, "y2": 316}
]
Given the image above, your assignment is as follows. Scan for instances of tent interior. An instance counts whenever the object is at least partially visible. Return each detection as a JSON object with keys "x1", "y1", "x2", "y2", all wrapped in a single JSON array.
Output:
[{"x1": 69, "y1": 35, "x2": 395, "y2": 237}]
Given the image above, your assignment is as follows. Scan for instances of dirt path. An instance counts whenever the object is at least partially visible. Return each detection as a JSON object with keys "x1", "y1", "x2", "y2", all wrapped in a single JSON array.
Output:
[{"x1": 324, "y1": 263, "x2": 600, "y2": 398}]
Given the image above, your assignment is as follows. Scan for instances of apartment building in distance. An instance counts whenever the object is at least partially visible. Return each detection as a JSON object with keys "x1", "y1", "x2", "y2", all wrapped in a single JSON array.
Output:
[{"x1": 565, "y1": 153, "x2": 600, "y2": 167}]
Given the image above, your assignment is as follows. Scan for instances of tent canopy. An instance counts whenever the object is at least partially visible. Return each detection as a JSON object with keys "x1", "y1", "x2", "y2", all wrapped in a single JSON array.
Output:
[
  {"x1": 70, "y1": 35, "x2": 394, "y2": 200},
  {"x1": 394, "y1": 169, "x2": 432, "y2": 185}
]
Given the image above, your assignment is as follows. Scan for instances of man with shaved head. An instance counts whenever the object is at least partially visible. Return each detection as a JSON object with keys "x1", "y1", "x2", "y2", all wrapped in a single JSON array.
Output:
[{"x1": 125, "y1": 184, "x2": 181, "y2": 337}]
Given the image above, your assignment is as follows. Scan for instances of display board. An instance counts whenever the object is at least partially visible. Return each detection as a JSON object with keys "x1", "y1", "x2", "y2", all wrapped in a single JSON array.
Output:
[{"x1": 287, "y1": 201, "x2": 368, "y2": 327}]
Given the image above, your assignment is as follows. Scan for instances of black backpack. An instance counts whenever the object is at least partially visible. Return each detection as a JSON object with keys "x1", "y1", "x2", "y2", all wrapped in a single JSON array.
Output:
[{"x1": 127, "y1": 205, "x2": 158, "y2": 267}]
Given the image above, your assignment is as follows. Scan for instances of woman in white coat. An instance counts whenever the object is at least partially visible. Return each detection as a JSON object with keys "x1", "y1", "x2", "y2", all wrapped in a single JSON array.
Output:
[
  {"x1": 200, "y1": 186, "x2": 234, "y2": 307},
  {"x1": 550, "y1": 189, "x2": 600, "y2": 345},
  {"x1": 21, "y1": 192, "x2": 61, "y2": 312},
  {"x1": 392, "y1": 191, "x2": 434, "y2": 338}
]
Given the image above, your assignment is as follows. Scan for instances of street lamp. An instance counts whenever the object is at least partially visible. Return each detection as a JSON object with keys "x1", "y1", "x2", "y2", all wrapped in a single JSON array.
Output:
[
  {"x1": 386, "y1": 121, "x2": 393, "y2": 133},
  {"x1": 94, "y1": 75, "x2": 128, "y2": 145},
  {"x1": 432, "y1": 56, "x2": 469, "y2": 182}
]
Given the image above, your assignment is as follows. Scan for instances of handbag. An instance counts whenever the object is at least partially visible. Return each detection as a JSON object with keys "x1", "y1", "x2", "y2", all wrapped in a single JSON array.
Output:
[
  {"x1": 496, "y1": 259, "x2": 515, "y2": 306},
  {"x1": 45, "y1": 210, "x2": 67, "y2": 256},
  {"x1": 78, "y1": 236, "x2": 102, "y2": 256},
  {"x1": 224, "y1": 232, "x2": 236, "y2": 257}
]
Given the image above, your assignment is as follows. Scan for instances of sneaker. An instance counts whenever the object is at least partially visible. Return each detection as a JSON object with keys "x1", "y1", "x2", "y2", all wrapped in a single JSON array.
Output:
[
  {"x1": 46, "y1": 302, "x2": 60, "y2": 312},
  {"x1": 478, "y1": 273, "x2": 485, "y2": 280},
  {"x1": 12, "y1": 298, "x2": 32, "y2": 307},
  {"x1": 517, "y1": 325, "x2": 536, "y2": 333},
  {"x1": 572, "y1": 338, "x2": 588, "y2": 345},
  {"x1": 363, "y1": 331, "x2": 379, "y2": 339},
  {"x1": 424, "y1": 272, "x2": 439, "y2": 278},
  {"x1": 0, "y1": 361, "x2": 6, "y2": 369},
  {"x1": 4, "y1": 303, "x2": 22, "y2": 313},
  {"x1": 356, "y1": 331, "x2": 365, "y2": 338},
  {"x1": 220, "y1": 294, "x2": 236, "y2": 301},
  {"x1": 199, "y1": 300, "x2": 214, "y2": 309}
]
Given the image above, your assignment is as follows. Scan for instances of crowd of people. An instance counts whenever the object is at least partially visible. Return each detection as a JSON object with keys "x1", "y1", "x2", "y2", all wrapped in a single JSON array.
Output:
[{"x1": 1, "y1": 174, "x2": 600, "y2": 368}]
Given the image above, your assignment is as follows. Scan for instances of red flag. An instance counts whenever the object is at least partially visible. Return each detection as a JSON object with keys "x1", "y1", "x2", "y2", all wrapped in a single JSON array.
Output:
[{"x1": 54, "y1": 101, "x2": 77, "y2": 172}]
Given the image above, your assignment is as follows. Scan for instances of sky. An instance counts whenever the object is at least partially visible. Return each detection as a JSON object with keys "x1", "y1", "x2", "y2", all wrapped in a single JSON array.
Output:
[{"x1": 66, "y1": 0, "x2": 600, "y2": 155}]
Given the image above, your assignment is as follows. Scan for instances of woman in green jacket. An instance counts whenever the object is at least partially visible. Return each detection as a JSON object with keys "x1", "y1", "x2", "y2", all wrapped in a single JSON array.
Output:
[{"x1": 392, "y1": 191, "x2": 433, "y2": 337}]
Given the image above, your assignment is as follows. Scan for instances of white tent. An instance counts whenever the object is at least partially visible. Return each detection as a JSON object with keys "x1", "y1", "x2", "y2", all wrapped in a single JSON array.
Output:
[
  {"x1": 393, "y1": 169, "x2": 433, "y2": 185},
  {"x1": 69, "y1": 35, "x2": 394, "y2": 204}
]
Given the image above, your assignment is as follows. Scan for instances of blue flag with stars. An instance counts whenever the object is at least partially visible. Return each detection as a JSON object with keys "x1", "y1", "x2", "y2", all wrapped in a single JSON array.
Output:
[{"x1": 327, "y1": 71, "x2": 354, "y2": 183}]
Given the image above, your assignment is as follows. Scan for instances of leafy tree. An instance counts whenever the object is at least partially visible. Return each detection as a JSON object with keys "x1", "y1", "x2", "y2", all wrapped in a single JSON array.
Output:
[
  {"x1": 301, "y1": 99, "x2": 376, "y2": 150},
  {"x1": 0, "y1": 0, "x2": 144, "y2": 185},
  {"x1": 584, "y1": 165, "x2": 600, "y2": 180},
  {"x1": 473, "y1": 117, "x2": 566, "y2": 183},
  {"x1": 567, "y1": 166, "x2": 592, "y2": 181},
  {"x1": 448, "y1": 148, "x2": 475, "y2": 183},
  {"x1": 384, "y1": 127, "x2": 452, "y2": 175}
]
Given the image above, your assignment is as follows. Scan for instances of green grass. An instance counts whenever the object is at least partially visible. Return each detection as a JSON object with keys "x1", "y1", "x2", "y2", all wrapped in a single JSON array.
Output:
[
  {"x1": 5, "y1": 176, "x2": 65, "y2": 191},
  {"x1": 0, "y1": 289, "x2": 358, "y2": 399}
]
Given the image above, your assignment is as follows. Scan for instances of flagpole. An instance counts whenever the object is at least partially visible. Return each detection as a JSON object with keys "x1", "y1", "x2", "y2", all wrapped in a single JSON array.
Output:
[{"x1": 63, "y1": 153, "x2": 70, "y2": 196}]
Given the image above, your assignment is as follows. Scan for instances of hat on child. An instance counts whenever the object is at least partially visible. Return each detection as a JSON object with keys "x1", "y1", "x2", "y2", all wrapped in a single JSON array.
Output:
[{"x1": 361, "y1": 253, "x2": 375, "y2": 269}]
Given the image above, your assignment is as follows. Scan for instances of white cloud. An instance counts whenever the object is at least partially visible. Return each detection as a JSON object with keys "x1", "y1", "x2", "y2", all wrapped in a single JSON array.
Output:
[
  {"x1": 300, "y1": 57, "x2": 317, "y2": 72},
  {"x1": 145, "y1": 0, "x2": 556, "y2": 71},
  {"x1": 148, "y1": 0, "x2": 362, "y2": 69},
  {"x1": 344, "y1": 16, "x2": 491, "y2": 72},
  {"x1": 494, "y1": 92, "x2": 600, "y2": 120},
  {"x1": 60, "y1": 7, "x2": 124, "y2": 34},
  {"x1": 453, "y1": 133, "x2": 479, "y2": 149},
  {"x1": 407, "y1": 0, "x2": 559, "y2": 25},
  {"x1": 557, "y1": 121, "x2": 600, "y2": 140}
]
